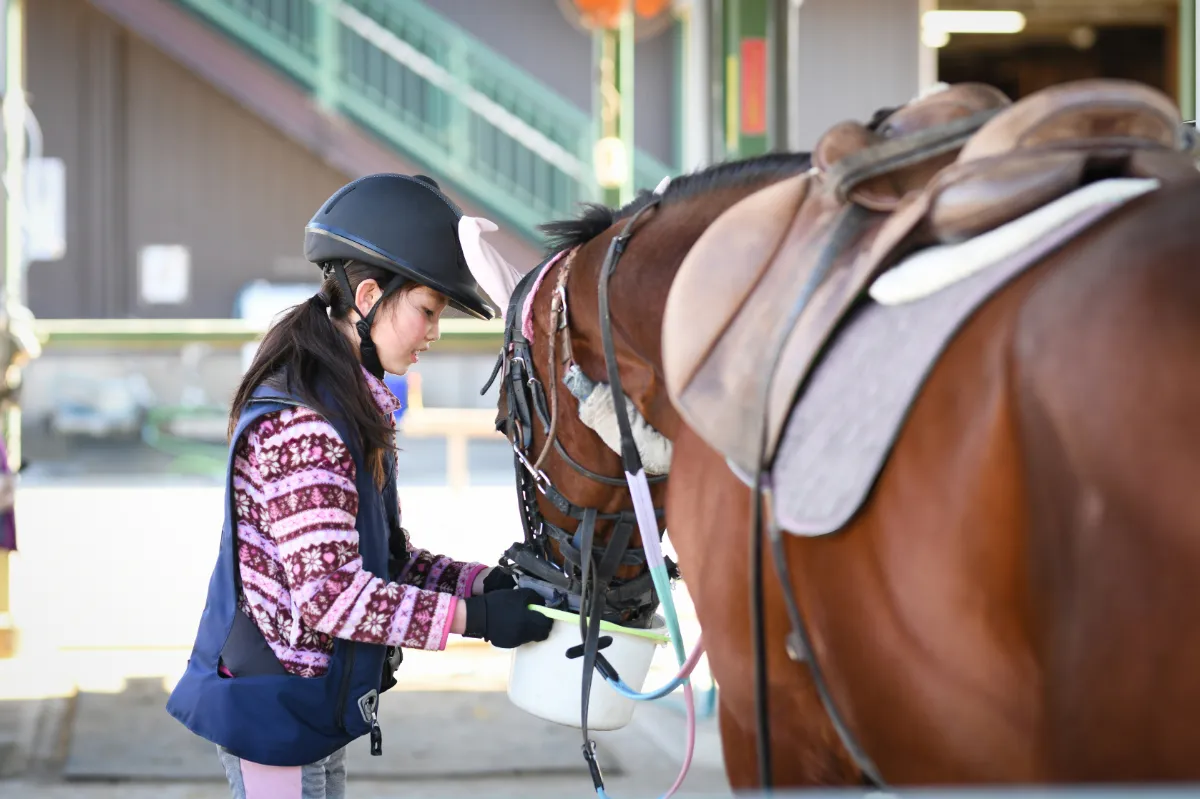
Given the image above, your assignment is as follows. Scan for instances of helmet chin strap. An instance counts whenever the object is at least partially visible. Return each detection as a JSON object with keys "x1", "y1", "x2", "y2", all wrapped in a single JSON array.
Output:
[{"x1": 328, "y1": 263, "x2": 408, "y2": 380}]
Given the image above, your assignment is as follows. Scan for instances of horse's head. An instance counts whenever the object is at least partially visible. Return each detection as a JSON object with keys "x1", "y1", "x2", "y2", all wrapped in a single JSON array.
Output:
[{"x1": 474, "y1": 153, "x2": 813, "y2": 627}]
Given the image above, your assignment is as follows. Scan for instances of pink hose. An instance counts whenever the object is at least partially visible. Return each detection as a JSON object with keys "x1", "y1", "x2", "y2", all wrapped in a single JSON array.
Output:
[
  {"x1": 661, "y1": 681, "x2": 697, "y2": 798},
  {"x1": 660, "y1": 635, "x2": 706, "y2": 799}
]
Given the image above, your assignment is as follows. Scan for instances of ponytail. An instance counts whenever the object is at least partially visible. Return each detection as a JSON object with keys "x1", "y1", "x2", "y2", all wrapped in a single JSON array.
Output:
[{"x1": 229, "y1": 261, "x2": 409, "y2": 487}]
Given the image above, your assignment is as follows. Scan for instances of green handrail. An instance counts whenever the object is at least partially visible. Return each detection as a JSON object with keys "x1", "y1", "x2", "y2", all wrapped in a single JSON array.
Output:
[
  {"x1": 33, "y1": 317, "x2": 503, "y2": 352},
  {"x1": 171, "y1": 0, "x2": 676, "y2": 241}
]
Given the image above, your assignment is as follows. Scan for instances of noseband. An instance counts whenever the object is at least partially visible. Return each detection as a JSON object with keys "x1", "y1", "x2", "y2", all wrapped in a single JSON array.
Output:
[{"x1": 482, "y1": 198, "x2": 676, "y2": 629}]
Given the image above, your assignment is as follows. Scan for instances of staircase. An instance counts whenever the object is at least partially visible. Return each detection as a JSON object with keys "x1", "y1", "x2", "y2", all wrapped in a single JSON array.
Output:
[{"x1": 169, "y1": 0, "x2": 676, "y2": 242}]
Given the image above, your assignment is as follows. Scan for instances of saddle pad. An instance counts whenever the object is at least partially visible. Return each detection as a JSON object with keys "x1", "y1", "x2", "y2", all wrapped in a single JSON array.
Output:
[
  {"x1": 870, "y1": 178, "x2": 1160, "y2": 305},
  {"x1": 727, "y1": 179, "x2": 1157, "y2": 537}
]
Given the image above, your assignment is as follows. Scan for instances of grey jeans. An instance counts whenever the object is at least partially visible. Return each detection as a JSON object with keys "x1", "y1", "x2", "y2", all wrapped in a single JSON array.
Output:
[{"x1": 217, "y1": 745, "x2": 347, "y2": 799}]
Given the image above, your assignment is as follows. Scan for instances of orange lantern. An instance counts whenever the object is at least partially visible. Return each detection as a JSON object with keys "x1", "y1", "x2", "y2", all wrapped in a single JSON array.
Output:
[{"x1": 571, "y1": 0, "x2": 671, "y2": 30}]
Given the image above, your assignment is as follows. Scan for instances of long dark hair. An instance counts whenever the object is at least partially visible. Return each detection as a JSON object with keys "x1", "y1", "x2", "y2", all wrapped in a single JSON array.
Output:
[{"x1": 229, "y1": 260, "x2": 410, "y2": 487}]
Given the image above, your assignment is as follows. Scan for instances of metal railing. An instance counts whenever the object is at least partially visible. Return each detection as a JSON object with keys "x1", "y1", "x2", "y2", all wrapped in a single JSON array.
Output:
[
  {"x1": 172, "y1": 0, "x2": 677, "y2": 241},
  {"x1": 30, "y1": 318, "x2": 508, "y2": 482},
  {"x1": 32, "y1": 316, "x2": 503, "y2": 352}
]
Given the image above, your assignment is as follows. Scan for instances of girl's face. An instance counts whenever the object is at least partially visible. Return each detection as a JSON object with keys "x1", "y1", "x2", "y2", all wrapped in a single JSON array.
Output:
[{"x1": 354, "y1": 280, "x2": 447, "y2": 376}]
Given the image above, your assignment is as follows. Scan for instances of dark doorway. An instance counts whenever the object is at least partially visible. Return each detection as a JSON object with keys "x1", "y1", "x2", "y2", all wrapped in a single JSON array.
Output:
[{"x1": 938, "y1": 25, "x2": 1169, "y2": 101}]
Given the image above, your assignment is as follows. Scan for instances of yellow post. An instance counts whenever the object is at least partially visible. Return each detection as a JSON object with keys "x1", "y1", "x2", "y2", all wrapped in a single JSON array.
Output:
[
  {"x1": 617, "y1": 0, "x2": 634, "y2": 205},
  {"x1": 1183, "y1": 0, "x2": 1195, "y2": 120},
  {"x1": 0, "y1": 0, "x2": 27, "y2": 660},
  {"x1": 0, "y1": 554, "x2": 11, "y2": 659}
]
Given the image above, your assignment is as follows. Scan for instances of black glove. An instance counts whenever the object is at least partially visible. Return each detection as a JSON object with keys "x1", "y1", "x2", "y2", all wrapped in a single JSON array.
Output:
[
  {"x1": 481, "y1": 566, "x2": 517, "y2": 594},
  {"x1": 463, "y1": 587, "x2": 553, "y2": 649}
]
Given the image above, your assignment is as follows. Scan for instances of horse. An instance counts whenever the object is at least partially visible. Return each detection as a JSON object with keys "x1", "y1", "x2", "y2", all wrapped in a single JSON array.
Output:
[{"x1": 484, "y1": 79, "x2": 1200, "y2": 789}]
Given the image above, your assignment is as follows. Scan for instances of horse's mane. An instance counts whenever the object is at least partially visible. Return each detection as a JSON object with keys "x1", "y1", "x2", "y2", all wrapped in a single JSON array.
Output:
[{"x1": 539, "y1": 151, "x2": 814, "y2": 253}]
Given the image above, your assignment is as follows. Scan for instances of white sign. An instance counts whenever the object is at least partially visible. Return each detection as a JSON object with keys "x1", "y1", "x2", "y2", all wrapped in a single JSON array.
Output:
[
  {"x1": 25, "y1": 157, "x2": 66, "y2": 262},
  {"x1": 139, "y1": 245, "x2": 190, "y2": 305}
]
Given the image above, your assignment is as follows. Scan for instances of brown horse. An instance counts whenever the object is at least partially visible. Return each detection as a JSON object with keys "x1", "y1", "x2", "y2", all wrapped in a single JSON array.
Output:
[{"x1": 492, "y1": 83, "x2": 1200, "y2": 788}]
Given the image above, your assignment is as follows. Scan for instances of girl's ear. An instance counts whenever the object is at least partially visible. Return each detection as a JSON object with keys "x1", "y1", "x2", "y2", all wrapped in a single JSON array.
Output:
[{"x1": 353, "y1": 278, "x2": 381, "y2": 315}]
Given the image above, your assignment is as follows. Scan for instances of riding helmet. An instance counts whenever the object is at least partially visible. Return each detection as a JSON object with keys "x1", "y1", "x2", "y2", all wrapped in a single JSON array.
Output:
[{"x1": 304, "y1": 173, "x2": 494, "y2": 320}]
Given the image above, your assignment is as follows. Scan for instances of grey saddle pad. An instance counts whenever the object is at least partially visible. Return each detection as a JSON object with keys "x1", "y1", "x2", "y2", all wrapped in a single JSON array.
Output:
[{"x1": 728, "y1": 187, "x2": 1146, "y2": 537}]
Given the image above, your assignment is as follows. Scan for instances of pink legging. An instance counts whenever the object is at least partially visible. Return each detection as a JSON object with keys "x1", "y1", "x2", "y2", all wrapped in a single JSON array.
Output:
[{"x1": 217, "y1": 745, "x2": 346, "y2": 799}]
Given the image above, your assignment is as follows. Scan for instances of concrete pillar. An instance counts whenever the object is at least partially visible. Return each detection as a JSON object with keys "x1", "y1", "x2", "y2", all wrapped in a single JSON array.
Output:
[
  {"x1": 673, "y1": 0, "x2": 712, "y2": 172},
  {"x1": 787, "y1": 0, "x2": 923, "y2": 150},
  {"x1": 0, "y1": 0, "x2": 26, "y2": 660}
]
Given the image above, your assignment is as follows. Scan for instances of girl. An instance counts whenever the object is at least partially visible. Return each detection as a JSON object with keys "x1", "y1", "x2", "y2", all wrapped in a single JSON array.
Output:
[{"x1": 168, "y1": 174, "x2": 552, "y2": 799}]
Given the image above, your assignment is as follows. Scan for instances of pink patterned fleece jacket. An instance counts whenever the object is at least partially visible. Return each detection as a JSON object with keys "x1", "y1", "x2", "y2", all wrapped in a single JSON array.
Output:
[{"x1": 231, "y1": 367, "x2": 486, "y2": 677}]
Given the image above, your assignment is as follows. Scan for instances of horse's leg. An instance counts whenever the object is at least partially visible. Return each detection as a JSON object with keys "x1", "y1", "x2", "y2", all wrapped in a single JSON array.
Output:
[
  {"x1": 1013, "y1": 178, "x2": 1200, "y2": 780},
  {"x1": 716, "y1": 700, "x2": 759, "y2": 791},
  {"x1": 666, "y1": 425, "x2": 862, "y2": 788}
]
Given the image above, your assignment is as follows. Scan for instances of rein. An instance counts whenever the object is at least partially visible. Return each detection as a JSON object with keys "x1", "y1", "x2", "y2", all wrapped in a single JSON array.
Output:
[
  {"x1": 581, "y1": 198, "x2": 705, "y2": 799},
  {"x1": 483, "y1": 241, "x2": 675, "y2": 626},
  {"x1": 486, "y1": 197, "x2": 705, "y2": 799}
]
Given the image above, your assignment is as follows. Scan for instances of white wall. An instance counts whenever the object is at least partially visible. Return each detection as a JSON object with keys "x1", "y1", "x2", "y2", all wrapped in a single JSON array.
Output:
[{"x1": 788, "y1": 0, "x2": 924, "y2": 150}]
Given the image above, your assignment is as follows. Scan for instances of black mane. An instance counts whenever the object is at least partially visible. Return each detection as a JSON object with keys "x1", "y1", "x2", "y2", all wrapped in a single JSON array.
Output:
[{"x1": 538, "y1": 151, "x2": 813, "y2": 253}]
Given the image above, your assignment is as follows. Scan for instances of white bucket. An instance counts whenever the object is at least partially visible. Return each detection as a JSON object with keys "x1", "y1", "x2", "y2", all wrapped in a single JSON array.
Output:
[{"x1": 506, "y1": 606, "x2": 669, "y2": 730}]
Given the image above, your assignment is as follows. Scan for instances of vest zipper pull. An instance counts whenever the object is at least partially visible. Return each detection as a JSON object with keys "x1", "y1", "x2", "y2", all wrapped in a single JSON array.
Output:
[
  {"x1": 370, "y1": 712, "x2": 383, "y2": 756},
  {"x1": 359, "y1": 690, "x2": 383, "y2": 756},
  {"x1": 370, "y1": 721, "x2": 382, "y2": 756}
]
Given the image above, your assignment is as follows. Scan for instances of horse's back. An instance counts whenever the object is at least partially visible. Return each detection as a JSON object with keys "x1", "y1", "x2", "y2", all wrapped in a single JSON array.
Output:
[{"x1": 663, "y1": 78, "x2": 1191, "y2": 482}]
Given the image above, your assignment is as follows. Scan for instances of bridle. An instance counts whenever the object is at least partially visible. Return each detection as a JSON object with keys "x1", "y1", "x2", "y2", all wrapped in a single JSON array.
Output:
[
  {"x1": 483, "y1": 196, "x2": 680, "y2": 793},
  {"x1": 481, "y1": 198, "x2": 677, "y2": 632}
]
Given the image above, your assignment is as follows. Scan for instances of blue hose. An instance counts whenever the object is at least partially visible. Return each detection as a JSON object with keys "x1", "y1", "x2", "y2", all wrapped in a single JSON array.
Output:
[{"x1": 607, "y1": 673, "x2": 688, "y2": 702}]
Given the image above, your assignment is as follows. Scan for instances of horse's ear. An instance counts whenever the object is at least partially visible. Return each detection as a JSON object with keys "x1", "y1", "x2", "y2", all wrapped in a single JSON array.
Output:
[{"x1": 459, "y1": 216, "x2": 523, "y2": 319}]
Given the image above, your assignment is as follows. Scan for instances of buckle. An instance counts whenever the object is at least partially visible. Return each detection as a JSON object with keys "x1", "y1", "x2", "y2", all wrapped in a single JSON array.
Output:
[
  {"x1": 512, "y1": 443, "x2": 550, "y2": 489},
  {"x1": 357, "y1": 689, "x2": 379, "y2": 724}
]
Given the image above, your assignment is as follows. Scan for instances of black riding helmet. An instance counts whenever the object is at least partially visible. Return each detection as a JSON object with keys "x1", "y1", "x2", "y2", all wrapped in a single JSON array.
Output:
[
  {"x1": 304, "y1": 173, "x2": 494, "y2": 378},
  {"x1": 305, "y1": 173, "x2": 493, "y2": 319}
]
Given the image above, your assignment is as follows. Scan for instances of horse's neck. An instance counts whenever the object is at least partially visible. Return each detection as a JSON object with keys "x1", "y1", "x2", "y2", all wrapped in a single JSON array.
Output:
[
  {"x1": 642, "y1": 182, "x2": 802, "y2": 366},
  {"x1": 601, "y1": 183, "x2": 799, "y2": 436}
]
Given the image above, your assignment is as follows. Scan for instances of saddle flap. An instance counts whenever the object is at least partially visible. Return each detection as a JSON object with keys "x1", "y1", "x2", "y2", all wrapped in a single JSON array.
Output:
[
  {"x1": 813, "y1": 122, "x2": 951, "y2": 213},
  {"x1": 814, "y1": 122, "x2": 904, "y2": 211},
  {"x1": 1126, "y1": 147, "x2": 1200, "y2": 183},
  {"x1": 663, "y1": 172, "x2": 813, "y2": 408},
  {"x1": 867, "y1": 79, "x2": 1196, "y2": 263},
  {"x1": 665, "y1": 175, "x2": 876, "y2": 474},
  {"x1": 813, "y1": 83, "x2": 1013, "y2": 211},
  {"x1": 958, "y1": 79, "x2": 1185, "y2": 163},
  {"x1": 927, "y1": 151, "x2": 1088, "y2": 244}
]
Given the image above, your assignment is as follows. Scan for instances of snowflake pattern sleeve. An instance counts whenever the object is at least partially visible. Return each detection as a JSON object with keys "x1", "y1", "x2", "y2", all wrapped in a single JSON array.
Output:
[
  {"x1": 232, "y1": 406, "x2": 457, "y2": 677},
  {"x1": 393, "y1": 542, "x2": 487, "y2": 599}
]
